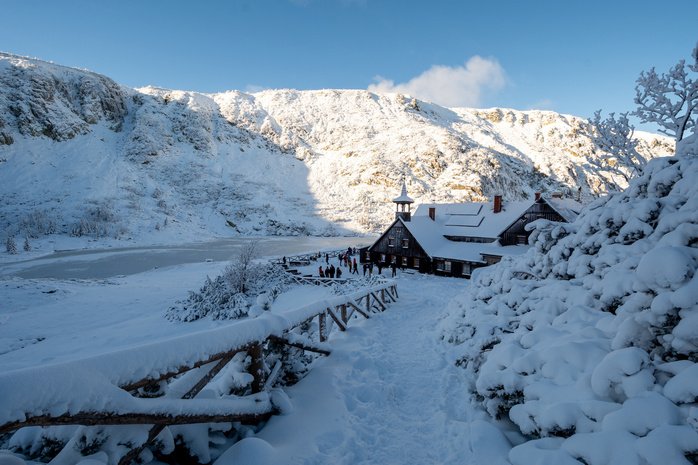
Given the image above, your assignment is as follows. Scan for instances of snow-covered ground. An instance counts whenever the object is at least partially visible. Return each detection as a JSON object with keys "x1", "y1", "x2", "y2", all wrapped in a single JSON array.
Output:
[
  {"x1": 225, "y1": 272, "x2": 515, "y2": 465},
  {"x1": 1, "y1": 238, "x2": 509, "y2": 464}
]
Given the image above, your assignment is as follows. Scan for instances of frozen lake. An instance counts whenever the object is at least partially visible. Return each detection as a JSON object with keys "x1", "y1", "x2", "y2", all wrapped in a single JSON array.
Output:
[{"x1": 0, "y1": 236, "x2": 370, "y2": 279}]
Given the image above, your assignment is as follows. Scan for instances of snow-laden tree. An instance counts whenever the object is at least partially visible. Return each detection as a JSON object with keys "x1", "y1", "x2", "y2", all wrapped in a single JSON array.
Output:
[
  {"x1": 589, "y1": 110, "x2": 645, "y2": 183},
  {"x1": 5, "y1": 235, "x2": 17, "y2": 254},
  {"x1": 223, "y1": 240, "x2": 261, "y2": 294},
  {"x1": 633, "y1": 42, "x2": 698, "y2": 144}
]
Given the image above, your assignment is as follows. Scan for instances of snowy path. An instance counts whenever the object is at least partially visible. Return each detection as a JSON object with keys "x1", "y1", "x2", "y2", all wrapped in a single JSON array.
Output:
[{"x1": 216, "y1": 275, "x2": 513, "y2": 464}]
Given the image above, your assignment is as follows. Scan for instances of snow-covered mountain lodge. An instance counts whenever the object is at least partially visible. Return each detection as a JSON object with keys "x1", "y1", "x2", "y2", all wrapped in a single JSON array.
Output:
[{"x1": 363, "y1": 183, "x2": 581, "y2": 277}]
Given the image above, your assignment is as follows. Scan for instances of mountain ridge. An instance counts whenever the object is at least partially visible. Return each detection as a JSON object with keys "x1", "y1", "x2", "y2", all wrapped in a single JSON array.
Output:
[{"x1": 0, "y1": 53, "x2": 674, "y2": 243}]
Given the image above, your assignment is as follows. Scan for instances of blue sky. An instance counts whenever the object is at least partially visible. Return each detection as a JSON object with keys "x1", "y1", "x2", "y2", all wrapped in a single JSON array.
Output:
[{"x1": 1, "y1": 0, "x2": 696, "y2": 133}]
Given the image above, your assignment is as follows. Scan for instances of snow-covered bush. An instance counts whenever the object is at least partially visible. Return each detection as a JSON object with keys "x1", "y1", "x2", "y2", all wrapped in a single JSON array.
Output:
[
  {"x1": 166, "y1": 263, "x2": 293, "y2": 322},
  {"x1": 70, "y1": 202, "x2": 121, "y2": 238},
  {"x1": 20, "y1": 208, "x2": 58, "y2": 238},
  {"x1": 440, "y1": 152, "x2": 698, "y2": 464}
]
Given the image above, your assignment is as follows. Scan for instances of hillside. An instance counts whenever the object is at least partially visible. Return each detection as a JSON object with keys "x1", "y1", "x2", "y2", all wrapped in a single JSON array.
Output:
[{"x1": 0, "y1": 53, "x2": 673, "y2": 244}]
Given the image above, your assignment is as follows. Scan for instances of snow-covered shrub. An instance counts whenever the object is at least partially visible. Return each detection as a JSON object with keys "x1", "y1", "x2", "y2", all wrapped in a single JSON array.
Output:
[
  {"x1": 166, "y1": 263, "x2": 293, "y2": 322},
  {"x1": 440, "y1": 153, "x2": 698, "y2": 463},
  {"x1": 70, "y1": 202, "x2": 121, "y2": 238},
  {"x1": 20, "y1": 208, "x2": 57, "y2": 238}
]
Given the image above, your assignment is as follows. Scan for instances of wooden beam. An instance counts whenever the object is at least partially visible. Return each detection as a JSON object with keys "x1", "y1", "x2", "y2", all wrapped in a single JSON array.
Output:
[
  {"x1": 1, "y1": 410, "x2": 274, "y2": 435},
  {"x1": 370, "y1": 292, "x2": 387, "y2": 311},
  {"x1": 326, "y1": 307, "x2": 347, "y2": 332},
  {"x1": 267, "y1": 335, "x2": 330, "y2": 356},
  {"x1": 183, "y1": 354, "x2": 234, "y2": 400},
  {"x1": 347, "y1": 301, "x2": 370, "y2": 319}
]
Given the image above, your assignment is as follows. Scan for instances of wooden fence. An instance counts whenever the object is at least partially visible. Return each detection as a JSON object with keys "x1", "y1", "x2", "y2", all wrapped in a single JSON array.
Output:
[{"x1": 0, "y1": 282, "x2": 398, "y2": 465}]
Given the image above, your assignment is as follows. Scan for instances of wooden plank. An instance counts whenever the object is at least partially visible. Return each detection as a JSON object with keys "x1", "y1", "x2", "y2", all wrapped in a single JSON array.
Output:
[
  {"x1": 340, "y1": 304, "x2": 347, "y2": 324},
  {"x1": 267, "y1": 335, "x2": 330, "y2": 356}
]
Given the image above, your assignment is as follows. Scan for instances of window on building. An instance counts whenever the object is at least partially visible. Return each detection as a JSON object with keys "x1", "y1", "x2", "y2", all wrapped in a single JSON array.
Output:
[
  {"x1": 380, "y1": 253, "x2": 386, "y2": 262},
  {"x1": 444, "y1": 261, "x2": 452, "y2": 272},
  {"x1": 388, "y1": 237, "x2": 394, "y2": 247},
  {"x1": 462, "y1": 263, "x2": 472, "y2": 276},
  {"x1": 391, "y1": 255, "x2": 397, "y2": 264},
  {"x1": 365, "y1": 251, "x2": 370, "y2": 260},
  {"x1": 402, "y1": 239, "x2": 409, "y2": 248},
  {"x1": 517, "y1": 235, "x2": 527, "y2": 245},
  {"x1": 436, "y1": 260, "x2": 444, "y2": 271},
  {"x1": 396, "y1": 227, "x2": 402, "y2": 234},
  {"x1": 402, "y1": 256, "x2": 408, "y2": 266},
  {"x1": 414, "y1": 258, "x2": 420, "y2": 268}
]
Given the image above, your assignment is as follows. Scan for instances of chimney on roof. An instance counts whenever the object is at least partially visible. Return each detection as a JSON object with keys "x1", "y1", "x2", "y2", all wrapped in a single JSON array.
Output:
[
  {"x1": 494, "y1": 194, "x2": 502, "y2": 213},
  {"x1": 535, "y1": 192, "x2": 541, "y2": 201},
  {"x1": 552, "y1": 192, "x2": 563, "y2": 199},
  {"x1": 428, "y1": 207, "x2": 435, "y2": 221}
]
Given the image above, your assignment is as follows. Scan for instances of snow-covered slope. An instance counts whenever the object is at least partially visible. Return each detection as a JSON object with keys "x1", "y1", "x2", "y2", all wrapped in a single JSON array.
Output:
[
  {"x1": 0, "y1": 53, "x2": 673, "y2": 243},
  {"x1": 439, "y1": 143, "x2": 698, "y2": 463}
]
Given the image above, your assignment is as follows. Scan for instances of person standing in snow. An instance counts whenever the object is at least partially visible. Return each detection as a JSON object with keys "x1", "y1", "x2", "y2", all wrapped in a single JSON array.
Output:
[
  {"x1": 325, "y1": 253, "x2": 329, "y2": 264},
  {"x1": 391, "y1": 262, "x2": 397, "y2": 277},
  {"x1": 319, "y1": 266, "x2": 324, "y2": 277},
  {"x1": 336, "y1": 267, "x2": 342, "y2": 279},
  {"x1": 363, "y1": 263, "x2": 367, "y2": 276}
]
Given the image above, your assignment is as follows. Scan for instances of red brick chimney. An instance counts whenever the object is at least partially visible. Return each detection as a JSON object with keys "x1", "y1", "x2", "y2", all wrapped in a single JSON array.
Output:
[
  {"x1": 535, "y1": 192, "x2": 541, "y2": 200},
  {"x1": 428, "y1": 207, "x2": 436, "y2": 221},
  {"x1": 494, "y1": 195, "x2": 502, "y2": 213}
]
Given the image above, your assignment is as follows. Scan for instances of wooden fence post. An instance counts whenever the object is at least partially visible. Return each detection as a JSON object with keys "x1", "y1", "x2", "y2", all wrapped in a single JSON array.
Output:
[
  {"x1": 318, "y1": 312, "x2": 327, "y2": 342},
  {"x1": 249, "y1": 343, "x2": 265, "y2": 394},
  {"x1": 340, "y1": 304, "x2": 347, "y2": 324}
]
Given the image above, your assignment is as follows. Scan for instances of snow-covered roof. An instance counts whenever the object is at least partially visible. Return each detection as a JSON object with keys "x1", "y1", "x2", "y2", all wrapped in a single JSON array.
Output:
[
  {"x1": 392, "y1": 182, "x2": 414, "y2": 204},
  {"x1": 413, "y1": 200, "x2": 533, "y2": 239},
  {"x1": 395, "y1": 200, "x2": 535, "y2": 262},
  {"x1": 544, "y1": 197, "x2": 582, "y2": 223}
]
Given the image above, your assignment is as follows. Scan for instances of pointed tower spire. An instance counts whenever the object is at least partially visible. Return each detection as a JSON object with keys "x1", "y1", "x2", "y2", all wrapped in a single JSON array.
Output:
[{"x1": 393, "y1": 180, "x2": 414, "y2": 221}]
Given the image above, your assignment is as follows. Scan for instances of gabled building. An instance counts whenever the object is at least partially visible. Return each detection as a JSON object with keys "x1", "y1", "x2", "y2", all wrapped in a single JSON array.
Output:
[{"x1": 363, "y1": 183, "x2": 581, "y2": 278}]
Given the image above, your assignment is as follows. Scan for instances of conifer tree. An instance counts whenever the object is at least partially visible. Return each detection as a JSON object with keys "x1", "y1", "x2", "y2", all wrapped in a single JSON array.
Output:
[{"x1": 6, "y1": 235, "x2": 17, "y2": 254}]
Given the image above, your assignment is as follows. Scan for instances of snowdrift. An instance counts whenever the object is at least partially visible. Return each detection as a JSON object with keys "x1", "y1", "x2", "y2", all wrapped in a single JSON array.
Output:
[{"x1": 440, "y1": 149, "x2": 698, "y2": 464}]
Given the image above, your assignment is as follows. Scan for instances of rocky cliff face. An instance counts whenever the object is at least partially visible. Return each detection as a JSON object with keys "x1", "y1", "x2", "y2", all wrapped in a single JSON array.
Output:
[{"x1": 0, "y1": 53, "x2": 674, "y2": 242}]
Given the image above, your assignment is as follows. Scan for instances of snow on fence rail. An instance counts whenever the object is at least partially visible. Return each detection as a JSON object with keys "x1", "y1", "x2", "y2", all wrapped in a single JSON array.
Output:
[{"x1": 0, "y1": 281, "x2": 399, "y2": 464}]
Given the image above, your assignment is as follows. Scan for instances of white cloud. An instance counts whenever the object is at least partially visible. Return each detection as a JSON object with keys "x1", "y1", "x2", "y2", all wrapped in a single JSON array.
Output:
[
  {"x1": 368, "y1": 56, "x2": 508, "y2": 108},
  {"x1": 245, "y1": 84, "x2": 269, "y2": 94}
]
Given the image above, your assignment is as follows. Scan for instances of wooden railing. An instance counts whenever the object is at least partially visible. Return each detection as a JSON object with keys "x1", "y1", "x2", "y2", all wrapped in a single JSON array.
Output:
[{"x1": 0, "y1": 282, "x2": 398, "y2": 465}]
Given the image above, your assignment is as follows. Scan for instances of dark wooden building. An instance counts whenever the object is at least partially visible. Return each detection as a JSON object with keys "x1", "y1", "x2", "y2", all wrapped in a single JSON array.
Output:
[{"x1": 364, "y1": 185, "x2": 581, "y2": 278}]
